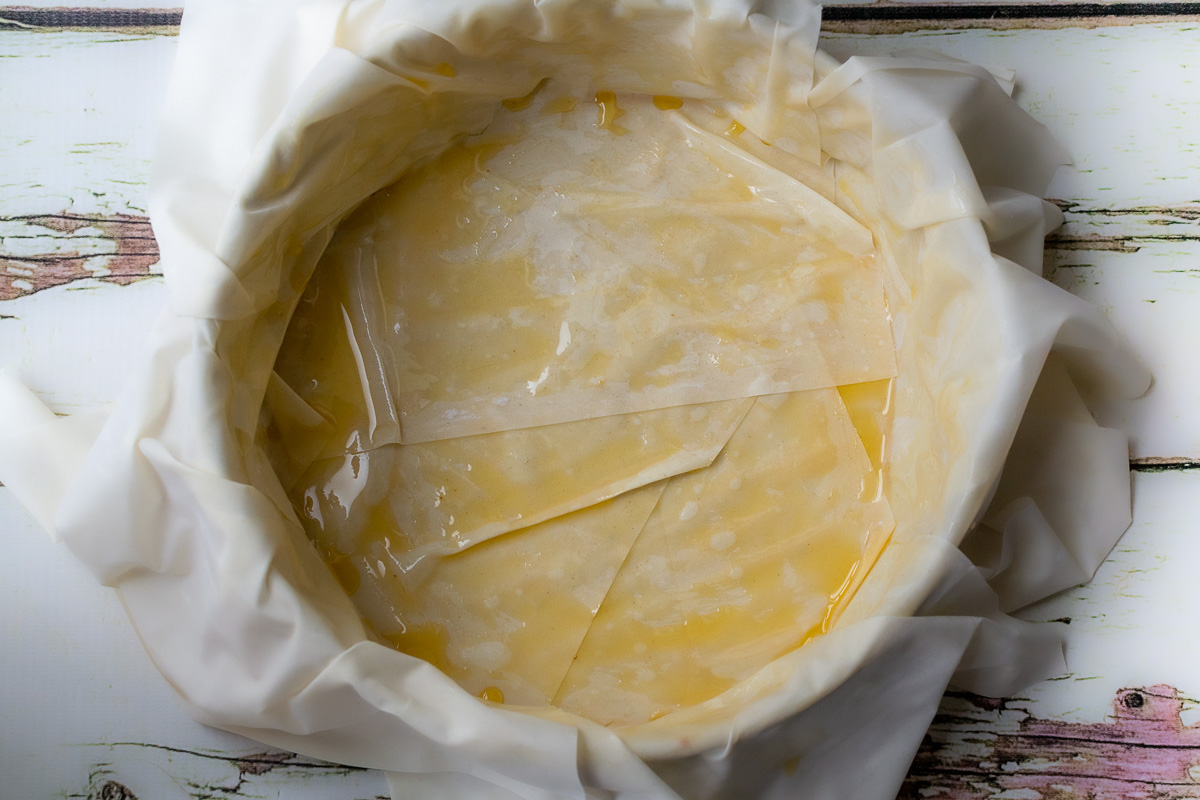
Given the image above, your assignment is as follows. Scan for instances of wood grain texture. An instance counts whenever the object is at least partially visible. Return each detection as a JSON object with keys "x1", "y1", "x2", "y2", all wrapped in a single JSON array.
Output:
[
  {"x1": 0, "y1": 32, "x2": 172, "y2": 219},
  {"x1": 902, "y1": 686, "x2": 1200, "y2": 799},
  {"x1": 822, "y1": 4, "x2": 1200, "y2": 31},
  {"x1": 1050, "y1": 203, "x2": 1200, "y2": 253},
  {"x1": 0, "y1": 213, "x2": 159, "y2": 300},
  {"x1": 0, "y1": 5, "x2": 181, "y2": 32},
  {"x1": 1001, "y1": 470, "x2": 1200, "y2": 740},
  {"x1": 1046, "y1": 237, "x2": 1200, "y2": 460},
  {"x1": 58, "y1": 742, "x2": 388, "y2": 800},
  {"x1": 38, "y1": 686, "x2": 1200, "y2": 800},
  {"x1": 821, "y1": 24, "x2": 1200, "y2": 210},
  {"x1": 1132, "y1": 457, "x2": 1200, "y2": 472}
]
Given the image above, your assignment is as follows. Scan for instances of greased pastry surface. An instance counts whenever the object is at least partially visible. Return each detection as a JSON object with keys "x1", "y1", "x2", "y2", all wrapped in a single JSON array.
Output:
[{"x1": 277, "y1": 85, "x2": 898, "y2": 725}]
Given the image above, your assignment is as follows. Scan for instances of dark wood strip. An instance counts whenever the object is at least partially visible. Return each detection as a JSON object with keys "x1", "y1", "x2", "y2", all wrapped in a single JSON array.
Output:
[
  {"x1": 0, "y1": 5, "x2": 181, "y2": 30},
  {"x1": 824, "y1": 2, "x2": 1200, "y2": 21},
  {"x1": 822, "y1": 13, "x2": 1200, "y2": 30},
  {"x1": 2, "y1": 2, "x2": 1197, "y2": 34},
  {"x1": 1045, "y1": 232, "x2": 1200, "y2": 253},
  {"x1": 1046, "y1": 233, "x2": 1142, "y2": 253},
  {"x1": 1057, "y1": 203, "x2": 1200, "y2": 223},
  {"x1": 1131, "y1": 457, "x2": 1200, "y2": 473},
  {"x1": 1049, "y1": 201, "x2": 1200, "y2": 252},
  {"x1": 822, "y1": 2, "x2": 1200, "y2": 31}
]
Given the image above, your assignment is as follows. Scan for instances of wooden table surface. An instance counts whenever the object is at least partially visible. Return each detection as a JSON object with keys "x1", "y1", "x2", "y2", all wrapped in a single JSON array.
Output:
[{"x1": 2, "y1": 3, "x2": 1198, "y2": 798}]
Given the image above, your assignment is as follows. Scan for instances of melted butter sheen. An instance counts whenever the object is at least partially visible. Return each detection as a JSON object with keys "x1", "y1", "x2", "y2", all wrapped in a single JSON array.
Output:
[
  {"x1": 502, "y1": 80, "x2": 544, "y2": 112},
  {"x1": 593, "y1": 90, "x2": 627, "y2": 133},
  {"x1": 331, "y1": 87, "x2": 894, "y2": 443},
  {"x1": 292, "y1": 397, "x2": 752, "y2": 565},
  {"x1": 839, "y1": 378, "x2": 894, "y2": 501},
  {"x1": 478, "y1": 686, "x2": 505, "y2": 703},
  {"x1": 310, "y1": 483, "x2": 666, "y2": 706},
  {"x1": 554, "y1": 390, "x2": 895, "y2": 726},
  {"x1": 278, "y1": 86, "x2": 899, "y2": 727}
]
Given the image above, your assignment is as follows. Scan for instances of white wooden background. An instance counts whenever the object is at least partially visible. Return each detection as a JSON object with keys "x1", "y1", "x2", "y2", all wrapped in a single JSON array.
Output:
[{"x1": 1, "y1": 3, "x2": 1198, "y2": 798}]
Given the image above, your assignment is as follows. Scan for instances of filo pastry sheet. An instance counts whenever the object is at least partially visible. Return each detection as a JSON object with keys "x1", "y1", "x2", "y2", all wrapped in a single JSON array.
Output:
[
  {"x1": 292, "y1": 385, "x2": 893, "y2": 723},
  {"x1": 286, "y1": 397, "x2": 752, "y2": 561},
  {"x1": 305, "y1": 475, "x2": 668, "y2": 707},
  {"x1": 277, "y1": 86, "x2": 894, "y2": 448},
  {"x1": 554, "y1": 389, "x2": 895, "y2": 727},
  {"x1": 0, "y1": 1, "x2": 1151, "y2": 799},
  {"x1": 273, "y1": 81, "x2": 898, "y2": 727}
]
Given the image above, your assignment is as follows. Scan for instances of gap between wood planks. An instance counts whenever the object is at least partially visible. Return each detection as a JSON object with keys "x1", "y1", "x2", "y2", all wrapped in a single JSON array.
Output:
[{"x1": 2, "y1": 3, "x2": 1200, "y2": 33}]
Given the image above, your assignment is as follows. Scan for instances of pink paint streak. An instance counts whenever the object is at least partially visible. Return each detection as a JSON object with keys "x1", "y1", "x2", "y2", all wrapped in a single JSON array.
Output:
[{"x1": 902, "y1": 685, "x2": 1200, "y2": 799}]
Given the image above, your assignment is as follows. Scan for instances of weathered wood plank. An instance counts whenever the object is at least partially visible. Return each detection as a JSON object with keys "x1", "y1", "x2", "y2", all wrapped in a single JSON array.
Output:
[
  {"x1": 0, "y1": 278, "x2": 164, "y2": 416},
  {"x1": 1132, "y1": 457, "x2": 1200, "y2": 472},
  {"x1": 823, "y1": 3, "x2": 1200, "y2": 32},
  {"x1": 5, "y1": 471, "x2": 1200, "y2": 798},
  {"x1": 0, "y1": 488, "x2": 392, "y2": 799},
  {"x1": 1, "y1": 24, "x2": 1195, "y2": 456},
  {"x1": 1013, "y1": 471, "x2": 1200, "y2": 724},
  {"x1": 903, "y1": 686, "x2": 1200, "y2": 800},
  {"x1": 54, "y1": 685, "x2": 1200, "y2": 800},
  {"x1": 0, "y1": 31, "x2": 173, "y2": 218},
  {"x1": 1047, "y1": 237, "x2": 1200, "y2": 460},
  {"x1": 0, "y1": 5, "x2": 180, "y2": 33},
  {"x1": 4, "y1": 205, "x2": 1191, "y2": 460},
  {"x1": 0, "y1": 213, "x2": 160, "y2": 300},
  {"x1": 5, "y1": 0, "x2": 174, "y2": 8},
  {"x1": 820, "y1": 24, "x2": 1200, "y2": 211},
  {"x1": 1051, "y1": 203, "x2": 1200, "y2": 252},
  {"x1": 61, "y1": 742, "x2": 389, "y2": 800},
  {"x1": 903, "y1": 471, "x2": 1200, "y2": 796}
]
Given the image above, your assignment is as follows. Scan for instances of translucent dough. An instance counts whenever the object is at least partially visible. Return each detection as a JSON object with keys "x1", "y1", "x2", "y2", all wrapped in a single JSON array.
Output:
[
  {"x1": 293, "y1": 398, "x2": 752, "y2": 565},
  {"x1": 274, "y1": 87, "x2": 900, "y2": 728},
  {"x1": 555, "y1": 389, "x2": 895, "y2": 726},
  {"x1": 312, "y1": 88, "x2": 895, "y2": 443}
]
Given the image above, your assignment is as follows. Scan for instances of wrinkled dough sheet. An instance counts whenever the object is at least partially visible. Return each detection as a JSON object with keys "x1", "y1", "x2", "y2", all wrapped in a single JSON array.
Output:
[
  {"x1": 277, "y1": 85, "x2": 895, "y2": 448},
  {"x1": 295, "y1": 388, "x2": 894, "y2": 718},
  {"x1": 274, "y1": 84, "x2": 899, "y2": 726}
]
